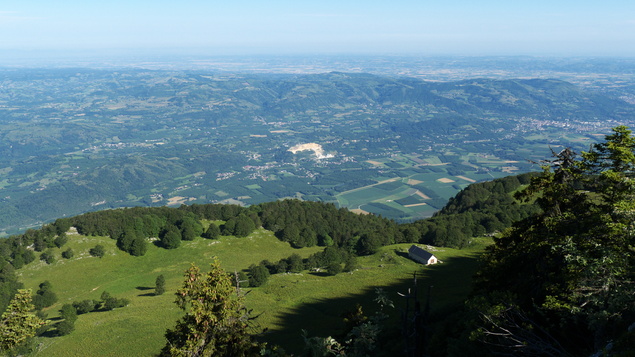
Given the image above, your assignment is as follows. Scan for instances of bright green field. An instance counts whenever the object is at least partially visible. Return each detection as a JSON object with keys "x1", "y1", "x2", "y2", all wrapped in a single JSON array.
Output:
[{"x1": 18, "y1": 231, "x2": 489, "y2": 356}]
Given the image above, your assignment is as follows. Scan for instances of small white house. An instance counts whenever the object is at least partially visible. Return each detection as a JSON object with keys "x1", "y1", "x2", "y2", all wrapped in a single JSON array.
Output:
[{"x1": 408, "y1": 245, "x2": 438, "y2": 265}]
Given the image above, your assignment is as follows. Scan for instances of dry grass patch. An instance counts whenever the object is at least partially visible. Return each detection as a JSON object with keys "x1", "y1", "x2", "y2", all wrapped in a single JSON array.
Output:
[
  {"x1": 350, "y1": 208, "x2": 370, "y2": 215},
  {"x1": 167, "y1": 196, "x2": 194, "y2": 205},
  {"x1": 455, "y1": 175, "x2": 476, "y2": 183},
  {"x1": 415, "y1": 190, "x2": 430, "y2": 199}
]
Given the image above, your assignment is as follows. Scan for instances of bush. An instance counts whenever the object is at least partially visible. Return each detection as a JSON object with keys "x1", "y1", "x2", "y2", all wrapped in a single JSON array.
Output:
[
  {"x1": 287, "y1": 254, "x2": 304, "y2": 273},
  {"x1": 53, "y1": 234, "x2": 68, "y2": 248},
  {"x1": 128, "y1": 237, "x2": 147, "y2": 256},
  {"x1": 59, "y1": 304, "x2": 77, "y2": 323},
  {"x1": 160, "y1": 226, "x2": 181, "y2": 249},
  {"x1": 344, "y1": 257, "x2": 359, "y2": 272},
  {"x1": 100, "y1": 291, "x2": 129, "y2": 311},
  {"x1": 33, "y1": 290, "x2": 57, "y2": 310},
  {"x1": 56, "y1": 320, "x2": 75, "y2": 336},
  {"x1": 327, "y1": 263, "x2": 342, "y2": 276},
  {"x1": 61, "y1": 248, "x2": 74, "y2": 259},
  {"x1": 248, "y1": 265, "x2": 270, "y2": 287},
  {"x1": 237, "y1": 271, "x2": 249, "y2": 288},
  {"x1": 89, "y1": 245, "x2": 105, "y2": 258},
  {"x1": 103, "y1": 297, "x2": 129, "y2": 311},
  {"x1": 73, "y1": 299, "x2": 97, "y2": 314},
  {"x1": 202, "y1": 223, "x2": 220, "y2": 239},
  {"x1": 40, "y1": 250, "x2": 55, "y2": 264}
]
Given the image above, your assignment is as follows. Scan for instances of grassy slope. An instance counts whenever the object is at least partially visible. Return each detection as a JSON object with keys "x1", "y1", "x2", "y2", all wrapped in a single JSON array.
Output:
[{"x1": 18, "y1": 230, "x2": 488, "y2": 356}]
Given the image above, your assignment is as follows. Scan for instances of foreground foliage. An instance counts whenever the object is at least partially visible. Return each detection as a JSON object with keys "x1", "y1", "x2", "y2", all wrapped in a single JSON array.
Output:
[
  {"x1": 160, "y1": 259, "x2": 262, "y2": 357},
  {"x1": 458, "y1": 126, "x2": 635, "y2": 356},
  {"x1": 0, "y1": 289, "x2": 44, "y2": 352}
]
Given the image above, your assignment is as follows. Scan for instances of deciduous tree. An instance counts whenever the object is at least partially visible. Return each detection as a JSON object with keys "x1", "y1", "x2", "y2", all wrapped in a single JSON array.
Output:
[
  {"x1": 248, "y1": 264, "x2": 269, "y2": 287},
  {"x1": 161, "y1": 226, "x2": 182, "y2": 249},
  {"x1": 89, "y1": 245, "x2": 105, "y2": 258},
  {"x1": 202, "y1": 223, "x2": 220, "y2": 239}
]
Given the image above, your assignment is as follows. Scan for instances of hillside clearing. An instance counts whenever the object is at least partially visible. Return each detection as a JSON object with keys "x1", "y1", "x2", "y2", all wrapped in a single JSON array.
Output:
[{"x1": 18, "y1": 231, "x2": 489, "y2": 356}]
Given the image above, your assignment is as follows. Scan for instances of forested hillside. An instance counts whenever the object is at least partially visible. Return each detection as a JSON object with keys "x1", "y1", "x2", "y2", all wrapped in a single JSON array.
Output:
[{"x1": 406, "y1": 172, "x2": 541, "y2": 247}]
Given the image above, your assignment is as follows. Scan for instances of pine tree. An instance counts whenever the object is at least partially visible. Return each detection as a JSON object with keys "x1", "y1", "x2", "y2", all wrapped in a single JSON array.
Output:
[
  {"x1": 0, "y1": 289, "x2": 44, "y2": 351},
  {"x1": 155, "y1": 274, "x2": 166, "y2": 296},
  {"x1": 467, "y1": 127, "x2": 635, "y2": 355},
  {"x1": 160, "y1": 259, "x2": 260, "y2": 356}
]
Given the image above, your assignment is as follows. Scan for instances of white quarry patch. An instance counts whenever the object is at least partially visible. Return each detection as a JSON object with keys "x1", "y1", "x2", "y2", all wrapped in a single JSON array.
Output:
[{"x1": 288, "y1": 143, "x2": 334, "y2": 159}]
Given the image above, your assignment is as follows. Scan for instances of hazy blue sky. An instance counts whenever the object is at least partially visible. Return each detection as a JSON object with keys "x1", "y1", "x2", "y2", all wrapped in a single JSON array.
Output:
[{"x1": 1, "y1": 0, "x2": 634, "y2": 57}]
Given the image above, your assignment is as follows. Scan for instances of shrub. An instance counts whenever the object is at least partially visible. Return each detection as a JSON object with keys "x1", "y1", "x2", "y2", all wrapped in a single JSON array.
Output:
[
  {"x1": 248, "y1": 264, "x2": 270, "y2": 287},
  {"x1": 89, "y1": 245, "x2": 105, "y2": 258},
  {"x1": 53, "y1": 234, "x2": 68, "y2": 248},
  {"x1": 56, "y1": 320, "x2": 74, "y2": 336},
  {"x1": 327, "y1": 263, "x2": 342, "y2": 276},
  {"x1": 73, "y1": 300, "x2": 97, "y2": 314},
  {"x1": 59, "y1": 304, "x2": 77, "y2": 323},
  {"x1": 40, "y1": 250, "x2": 55, "y2": 264},
  {"x1": 61, "y1": 248, "x2": 74, "y2": 259}
]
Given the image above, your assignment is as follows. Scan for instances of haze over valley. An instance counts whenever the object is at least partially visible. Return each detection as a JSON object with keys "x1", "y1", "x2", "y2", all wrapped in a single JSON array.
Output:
[{"x1": 2, "y1": 59, "x2": 635, "y2": 235}]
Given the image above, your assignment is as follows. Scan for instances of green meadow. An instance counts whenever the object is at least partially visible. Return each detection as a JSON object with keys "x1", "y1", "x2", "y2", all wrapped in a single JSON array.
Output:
[{"x1": 18, "y1": 230, "x2": 488, "y2": 356}]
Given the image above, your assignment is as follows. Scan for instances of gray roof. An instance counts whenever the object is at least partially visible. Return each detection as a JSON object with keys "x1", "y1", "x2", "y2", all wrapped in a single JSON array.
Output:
[{"x1": 408, "y1": 245, "x2": 435, "y2": 261}]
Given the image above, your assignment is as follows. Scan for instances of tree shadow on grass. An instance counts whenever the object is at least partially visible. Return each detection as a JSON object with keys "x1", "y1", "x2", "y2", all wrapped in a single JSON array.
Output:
[
  {"x1": 39, "y1": 327, "x2": 60, "y2": 338},
  {"x1": 259, "y1": 277, "x2": 414, "y2": 354},
  {"x1": 136, "y1": 286, "x2": 156, "y2": 296},
  {"x1": 307, "y1": 271, "x2": 331, "y2": 278},
  {"x1": 395, "y1": 250, "x2": 410, "y2": 259},
  {"x1": 259, "y1": 254, "x2": 483, "y2": 355}
]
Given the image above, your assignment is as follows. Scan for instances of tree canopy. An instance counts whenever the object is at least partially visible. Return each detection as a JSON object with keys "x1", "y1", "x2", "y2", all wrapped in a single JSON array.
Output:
[
  {"x1": 0, "y1": 289, "x2": 44, "y2": 352},
  {"x1": 463, "y1": 126, "x2": 635, "y2": 356},
  {"x1": 160, "y1": 259, "x2": 261, "y2": 356}
]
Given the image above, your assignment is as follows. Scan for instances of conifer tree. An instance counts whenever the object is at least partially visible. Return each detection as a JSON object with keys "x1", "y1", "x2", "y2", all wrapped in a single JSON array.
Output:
[
  {"x1": 160, "y1": 259, "x2": 260, "y2": 356},
  {"x1": 0, "y1": 289, "x2": 44, "y2": 351},
  {"x1": 468, "y1": 127, "x2": 635, "y2": 355},
  {"x1": 155, "y1": 274, "x2": 166, "y2": 296}
]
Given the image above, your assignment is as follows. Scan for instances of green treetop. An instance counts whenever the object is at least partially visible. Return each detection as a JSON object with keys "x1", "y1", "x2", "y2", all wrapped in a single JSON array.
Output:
[
  {"x1": 160, "y1": 258, "x2": 261, "y2": 357},
  {"x1": 469, "y1": 126, "x2": 635, "y2": 355},
  {"x1": 0, "y1": 289, "x2": 45, "y2": 352}
]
